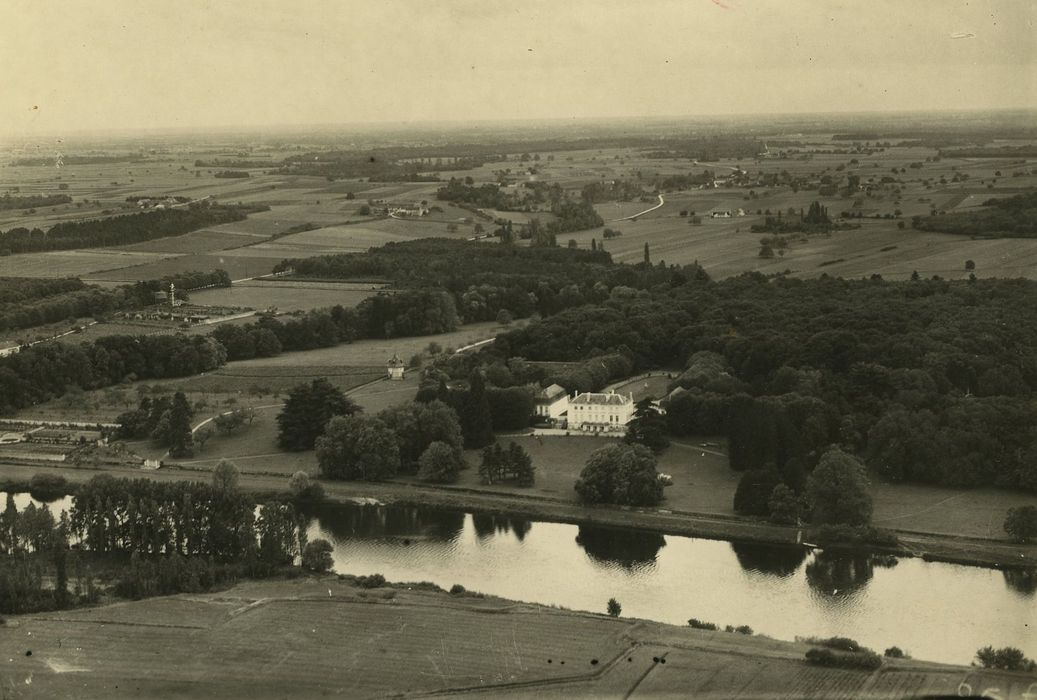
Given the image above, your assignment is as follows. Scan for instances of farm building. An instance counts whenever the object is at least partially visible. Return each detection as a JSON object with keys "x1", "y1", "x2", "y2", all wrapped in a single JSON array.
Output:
[
  {"x1": 568, "y1": 391, "x2": 634, "y2": 433},
  {"x1": 387, "y1": 353, "x2": 406, "y2": 380},
  {"x1": 534, "y1": 383, "x2": 569, "y2": 423}
]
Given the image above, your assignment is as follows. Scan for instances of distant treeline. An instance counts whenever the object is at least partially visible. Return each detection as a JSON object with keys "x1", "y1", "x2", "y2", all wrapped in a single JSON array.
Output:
[
  {"x1": 641, "y1": 136, "x2": 763, "y2": 161},
  {"x1": 437, "y1": 179, "x2": 602, "y2": 232},
  {"x1": 938, "y1": 145, "x2": 1037, "y2": 158},
  {"x1": 0, "y1": 269, "x2": 231, "y2": 335},
  {"x1": 194, "y1": 159, "x2": 272, "y2": 168},
  {"x1": 0, "y1": 202, "x2": 266, "y2": 255},
  {"x1": 912, "y1": 191, "x2": 1037, "y2": 237},
  {"x1": 10, "y1": 154, "x2": 146, "y2": 166},
  {"x1": 213, "y1": 171, "x2": 250, "y2": 179},
  {"x1": 0, "y1": 193, "x2": 72, "y2": 211}
]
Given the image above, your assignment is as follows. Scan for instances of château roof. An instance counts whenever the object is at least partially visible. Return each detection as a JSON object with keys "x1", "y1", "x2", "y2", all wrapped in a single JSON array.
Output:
[
  {"x1": 536, "y1": 383, "x2": 567, "y2": 402},
  {"x1": 570, "y1": 391, "x2": 631, "y2": 406}
]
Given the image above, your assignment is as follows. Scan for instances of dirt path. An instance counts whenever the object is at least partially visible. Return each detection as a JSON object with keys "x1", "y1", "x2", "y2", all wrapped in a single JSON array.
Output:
[{"x1": 611, "y1": 194, "x2": 665, "y2": 222}]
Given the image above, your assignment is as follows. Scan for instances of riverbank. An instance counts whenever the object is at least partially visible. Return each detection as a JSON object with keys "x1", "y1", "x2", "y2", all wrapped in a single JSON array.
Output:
[
  {"x1": 8, "y1": 575, "x2": 1029, "y2": 699},
  {"x1": 2, "y1": 459, "x2": 1034, "y2": 570}
]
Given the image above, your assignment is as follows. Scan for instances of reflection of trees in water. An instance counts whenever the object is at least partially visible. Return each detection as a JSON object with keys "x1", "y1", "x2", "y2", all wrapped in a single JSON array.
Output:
[
  {"x1": 304, "y1": 503, "x2": 465, "y2": 542},
  {"x1": 471, "y1": 514, "x2": 532, "y2": 541},
  {"x1": 805, "y1": 551, "x2": 874, "y2": 597},
  {"x1": 730, "y1": 541, "x2": 809, "y2": 577},
  {"x1": 1003, "y1": 567, "x2": 1037, "y2": 596},
  {"x1": 575, "y1": 525, "x2": 666, "y2": 570}
]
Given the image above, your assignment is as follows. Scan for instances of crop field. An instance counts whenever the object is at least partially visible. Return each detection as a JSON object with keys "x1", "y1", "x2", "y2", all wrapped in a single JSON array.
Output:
[
  {"x1": 0, "y1": 249, "x2": 179, "y2": 278},
  {"x1": 114, "y1": 227, "x2": 263, "y2": 255},
  {"x1": 226, "y1": 320, "x2": 511, "y2": 369},
  {"x1": 1, "y1": 578, "x2": 1012, "y2": 699},
  {"x1": 84, "y1": 252, "x2": 280, "y2": 282}
]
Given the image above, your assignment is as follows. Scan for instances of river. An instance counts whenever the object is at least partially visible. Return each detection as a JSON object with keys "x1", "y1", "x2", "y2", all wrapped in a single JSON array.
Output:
[{"x1": 6, "y1": 493, "x2": 1034, "y2": 665}]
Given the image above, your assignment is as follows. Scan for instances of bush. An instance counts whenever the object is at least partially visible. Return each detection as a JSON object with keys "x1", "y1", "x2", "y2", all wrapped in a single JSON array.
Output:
[
  {"x1": 449, "y1": 584, "x2": 466, "y2": 595},
  {"x1": 301, "y1": 539, "x2": 334, "y2": 573},
  {"x1": 805, "y1": 648, "x2": 882, "y2": 671},
  {"x1": 883, "y1": 646, "x2": 907, "y2": 659},
  {"x1": 607, "y1": 598, "x2": 622, "y2": 617},
  {"x1": 28, "y1": 473, "x2": 70, "y2": 501},
  {"x1": 1004, "y1": 505, "x2": 1037, "y2": 543},
  {"x1": 975, "y1": 645, "x2": 1036, "y2": 672},
  {"x1": 288, "y1": 471, "x2": 325, "y2": 502},
  {"x1": 688, "y1": 619, "x2": 719, "y2": 631},
  {"x1": 800, "y1": 636, "x2": 863, "y2": 653},
  {"x1": 810, "y1": 525, "x2": 899, "y2": 548},
  {"x1": 725, "y1": 625, "x2": 754, "y2": 635},
  {"x1": 355, "y1": 574, "x2": 387, "y2": 589}
]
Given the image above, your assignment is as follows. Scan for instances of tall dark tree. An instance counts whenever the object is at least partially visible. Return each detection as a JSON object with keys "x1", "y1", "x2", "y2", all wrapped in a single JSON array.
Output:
[
  {"x1": 167, "y1": 391, "x2": 194, "y2": 458},
  {"x1": 624, "y1": 398, "x2": 669, "y2": 453},
  {"x1": 575, "y1": 443, "x2": 663, "y2": 506},
  {"x1": 453, "y1": 371, "x2": 495, "y2": 448},
  {"x1": 277, "y1": 379, "x2": 359, "y2": 451},
  {"x1": 316, "y1": 415, "x2": 400, "y2": 481}
]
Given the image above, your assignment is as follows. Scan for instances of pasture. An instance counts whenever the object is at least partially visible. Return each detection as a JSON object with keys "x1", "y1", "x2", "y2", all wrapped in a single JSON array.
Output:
[{"x1": 1, "y1": 577, "x2": 1019, "y2": 699}]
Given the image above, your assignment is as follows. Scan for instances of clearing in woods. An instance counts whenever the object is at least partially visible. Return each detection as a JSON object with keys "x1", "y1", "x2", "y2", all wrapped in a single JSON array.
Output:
[{"x1": 1, "y1": 577, "x2": 1025, "y2": 699}]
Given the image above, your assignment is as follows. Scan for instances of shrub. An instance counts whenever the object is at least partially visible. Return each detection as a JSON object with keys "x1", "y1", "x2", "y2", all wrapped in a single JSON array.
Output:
[
  {"x1": 805, "y1": 648, "x2": 882, "y2": 671},
  {"x1": 288, "y1": 471, "x2": 325, "y2": 502},
  {"x1": 883, "y1": 646, "x2": 907, "y2": 659},
  {"x1": 799, "y1": 636, "x2": 863, "y2": 653},
  {"x1": 1004, "y1": 505, "x2": 1037, "y2": 543},
  {"x1": 975, "y1": 646, "x2": 1036, "y2": 672},
  {"x1": 607, "y1": 598, "x2": 622, "y2": 617},
  {"x1": 449, "y1": 584, "x2": 466, "y2": 595},
  {"x1": 810, "y1": 525, "x2": 899, "y2": 548},
  {"x1": 688, "y1": 619, "x2": 719, "y2": 631},
  {"x1": 301, "y1": 539, "x2": 334, "y2": 573},
  {"x1": 356, "y1": 574, "x2": 387, "y2": 589}
]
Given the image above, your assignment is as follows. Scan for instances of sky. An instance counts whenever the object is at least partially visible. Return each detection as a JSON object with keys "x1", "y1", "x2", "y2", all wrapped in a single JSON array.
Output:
[{"x1": 2, "y1": 0, "x2": 1035, "y2": 139}]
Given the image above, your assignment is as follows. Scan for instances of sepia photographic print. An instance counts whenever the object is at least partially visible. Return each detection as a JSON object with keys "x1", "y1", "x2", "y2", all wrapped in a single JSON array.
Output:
[{"x1": 1, "y1": 1, "x2": 1035, "y2": 697}]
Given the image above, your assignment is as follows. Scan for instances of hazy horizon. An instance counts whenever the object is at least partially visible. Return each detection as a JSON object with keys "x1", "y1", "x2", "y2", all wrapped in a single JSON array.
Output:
[{"x1": 3, "y1": 0, "x2": 1035, "y2": 142}]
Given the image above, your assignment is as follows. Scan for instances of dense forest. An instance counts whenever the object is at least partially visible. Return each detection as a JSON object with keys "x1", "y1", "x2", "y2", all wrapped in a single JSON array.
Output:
[
  {"x1": 0, "y1": 202, "x2": 266, "y2": 254},
  {"x1": 912, "y1": 191, "x2": 1037, "y2": 237},
  {"x1": 275, "y1": 238, "x2": 632, "y2": 322},
  {"x1": 488, "y1": 270, "x2": 1037, "y2": 492},
  {"x1": 0, "y1": 334, "x2": 227, "y2": 414}
]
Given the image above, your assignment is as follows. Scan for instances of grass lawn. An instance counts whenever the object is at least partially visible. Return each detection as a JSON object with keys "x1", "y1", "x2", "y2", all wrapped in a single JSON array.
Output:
[{"x1": 4, "y1": 577, "x2": 1012, "y2": 699}]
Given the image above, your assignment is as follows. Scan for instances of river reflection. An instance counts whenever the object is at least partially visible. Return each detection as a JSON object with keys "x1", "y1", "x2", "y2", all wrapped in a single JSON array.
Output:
[
  {"x1": 298, "y1": 502, "x2": 1036, "y2": 665},
  {"x1": 576, "y1": 525, "x2": 666, "y2": 570},
  {"x1": 1003, "y1": 566, "x2": 1037, "y2": 596},
  {"x1": 3, "y1": 493, "x2": 1034, "y2": 665},
  {"x1": 730, "y1": 541, "x2": 808, "y2": 577},
  {"x1": 304, "y1": 502, "x2": 465, "y2": 542},
  {"x1": 472, "y1": 514, "x2": 531, "y2": 541}
]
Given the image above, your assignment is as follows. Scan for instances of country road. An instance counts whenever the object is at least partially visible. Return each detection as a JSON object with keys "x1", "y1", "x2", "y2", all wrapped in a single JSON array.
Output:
[{"x1": 611, "y1": 194, "x2": 664, "y2": 222}]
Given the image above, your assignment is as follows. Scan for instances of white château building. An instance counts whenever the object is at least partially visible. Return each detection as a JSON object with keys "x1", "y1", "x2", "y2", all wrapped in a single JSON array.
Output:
[
  {"x1": 534, "y1": 383, "x2": 569, "y2": 423},
  {"x1": 567, "y1": 390, "x2": 635, "y2": 433}
]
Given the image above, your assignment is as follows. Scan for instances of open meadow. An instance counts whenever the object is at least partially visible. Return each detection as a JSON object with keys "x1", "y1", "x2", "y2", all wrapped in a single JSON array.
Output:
[{"x1": 1, "y1": 576, "x2": 1025, "y2": 699}]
